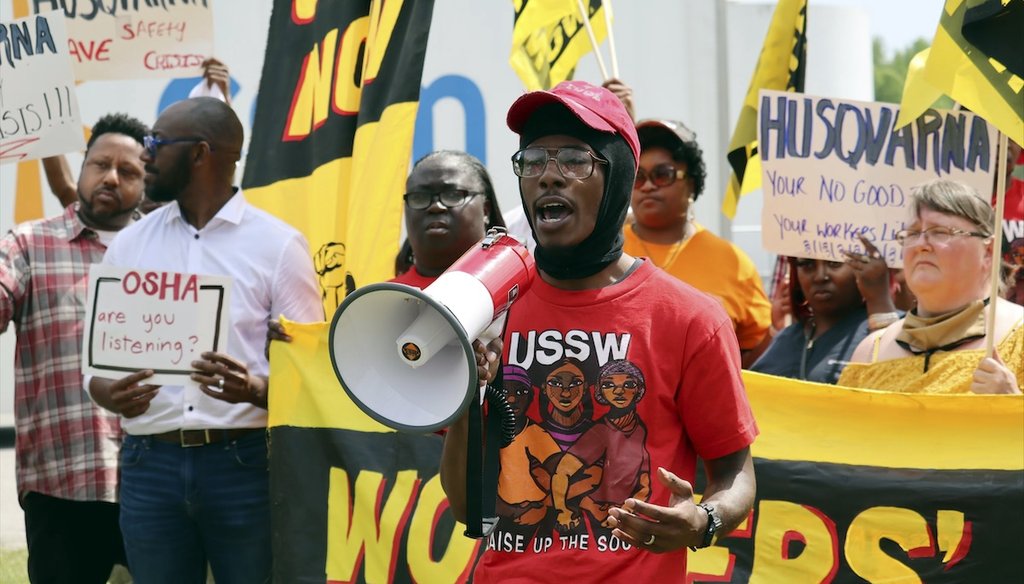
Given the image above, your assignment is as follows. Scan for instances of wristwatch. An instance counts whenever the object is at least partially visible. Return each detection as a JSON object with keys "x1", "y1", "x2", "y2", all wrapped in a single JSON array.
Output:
[{"x1": 689, "y1": 503, "x2": 723, "y2": 551}]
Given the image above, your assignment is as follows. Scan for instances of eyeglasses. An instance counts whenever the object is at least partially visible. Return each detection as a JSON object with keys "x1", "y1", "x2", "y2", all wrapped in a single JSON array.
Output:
[
  {"x1": 511, "y1": 147, "x2": 608, "y2": 180},
  {"x1": 403, "y1": 189, "x2": 482, "y2": 210},
  {"x1": 143, "y1": 135, "x2": 208, "y2": 158},
  {"x1": 894, "y1": 226, "x2": 990, "y2": 247},
  {"x1": 634, "y1": 164, "x2": 686, "y2": 188}
]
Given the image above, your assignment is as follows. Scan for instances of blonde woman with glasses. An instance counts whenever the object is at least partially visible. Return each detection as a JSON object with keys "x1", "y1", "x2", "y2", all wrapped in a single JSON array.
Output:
[{"x1": 838, "y1": 179, "x2": 1023, "y2": 394}]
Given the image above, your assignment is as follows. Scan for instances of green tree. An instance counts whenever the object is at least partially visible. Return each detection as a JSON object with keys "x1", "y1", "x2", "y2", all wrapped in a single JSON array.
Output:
[{"x1": 873, "y1": 37, "x2": 953, "y2": 108}]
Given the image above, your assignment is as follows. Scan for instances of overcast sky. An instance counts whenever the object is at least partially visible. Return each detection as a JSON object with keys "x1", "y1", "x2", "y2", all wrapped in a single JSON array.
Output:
[{"x1": 822, "y1": 0, "x2": 942, "y2": 53}]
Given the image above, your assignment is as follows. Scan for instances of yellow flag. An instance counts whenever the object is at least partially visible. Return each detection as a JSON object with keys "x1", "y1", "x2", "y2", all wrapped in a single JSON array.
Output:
[
  {"x1": 722, "y1": 0, "x2": 807, "y2": 219},
  {"x1": 896, "y1": 0, "x2": 1023, "y2": 144},
  {"x1": 242, "y1": 0, "x2": 434, "y2": 316},
  {"x1": 509, "y1": 0, "x2": 608, "y2": 90}
]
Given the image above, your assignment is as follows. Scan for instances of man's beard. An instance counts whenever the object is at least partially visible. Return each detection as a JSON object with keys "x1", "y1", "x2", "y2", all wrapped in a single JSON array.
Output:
[
  {"x1": 146, "y1": 151, "x2": 192, "y2": 202},
  {"x1": 77, "y1": 187, "x2": 136, "y2": 228}
]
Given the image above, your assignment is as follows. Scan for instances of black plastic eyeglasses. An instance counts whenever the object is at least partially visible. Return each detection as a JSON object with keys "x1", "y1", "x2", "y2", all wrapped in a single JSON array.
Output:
[{"x1": 403, "y1": 189, "x2": 483, "y2": 210}]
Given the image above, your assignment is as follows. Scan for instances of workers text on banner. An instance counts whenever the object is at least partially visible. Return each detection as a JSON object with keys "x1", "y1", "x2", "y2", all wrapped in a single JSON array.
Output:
[{"x1": 268, "y1": 322, "x2": 1023, "y2": 583}]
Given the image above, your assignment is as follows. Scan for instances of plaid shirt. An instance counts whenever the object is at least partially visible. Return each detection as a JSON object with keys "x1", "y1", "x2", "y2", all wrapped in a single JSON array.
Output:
[{"x1": 0, "y1": 204, "x2": 122, "y2": 503}]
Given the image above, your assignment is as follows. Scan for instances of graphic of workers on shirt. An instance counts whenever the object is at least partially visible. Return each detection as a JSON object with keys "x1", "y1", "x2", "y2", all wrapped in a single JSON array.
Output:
[
  {"x1": 496, "y1": 365, "x2": 561, "y2": 540},
  {"x1": 552, "y1": 359, "x2": 650, "y2": 538},
  {"x1": 494, "y1": 351, "x2": 652, "y2": 546}
]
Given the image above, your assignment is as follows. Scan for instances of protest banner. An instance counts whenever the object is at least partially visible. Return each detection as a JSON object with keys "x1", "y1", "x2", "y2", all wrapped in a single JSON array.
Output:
[
  {"x1": 82, "y1": 264, "x2": 232, "y2": 385},
  {"x1": 31, "y1": 0, "x2": 214, "y2": 80},
  {"x1": 0, "y1": 11, "x2": 84, "y2": 164},
  {"x1": 269, "y1": 321, "x2": 1023, "y2": 583},
  {"x1": 243, "y1": 0, "x2": 434, "y2": 315},
  {"x1": 758, "y1": 89, "x2": 997, "y2": 266}
]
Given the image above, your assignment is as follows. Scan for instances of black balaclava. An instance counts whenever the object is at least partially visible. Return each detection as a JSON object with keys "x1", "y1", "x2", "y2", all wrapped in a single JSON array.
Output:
[{"x1": 518, "y1": 104, "x2": 636, "y2": 280}]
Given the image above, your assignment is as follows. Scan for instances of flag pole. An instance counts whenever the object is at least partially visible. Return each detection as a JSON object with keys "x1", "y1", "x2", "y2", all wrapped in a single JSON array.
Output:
[
  {"x1": 985, "y1": 132, "x2": 1008, "y2": 358},
  {"x1": 575, "y1": 0, "x2": 609, "y2": 80},
  {"x1": 603, "y1": 0, "x2": 620, "y2": 78}
]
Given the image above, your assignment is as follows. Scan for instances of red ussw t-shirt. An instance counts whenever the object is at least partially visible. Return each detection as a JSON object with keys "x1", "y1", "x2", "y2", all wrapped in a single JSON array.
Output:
[{"x1": 475, "y1": 260, "x2": 758, "y2": 583}]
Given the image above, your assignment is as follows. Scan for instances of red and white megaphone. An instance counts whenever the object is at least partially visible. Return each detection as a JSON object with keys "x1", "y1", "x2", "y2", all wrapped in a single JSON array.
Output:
[{"x1": 328, "y1": 228, "x2": 534, "y2": 432}]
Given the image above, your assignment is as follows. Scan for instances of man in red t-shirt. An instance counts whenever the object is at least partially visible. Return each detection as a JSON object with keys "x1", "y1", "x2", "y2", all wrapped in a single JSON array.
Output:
[{"x1": 439, "y1": 81, "x2": 758, "y2": 583}]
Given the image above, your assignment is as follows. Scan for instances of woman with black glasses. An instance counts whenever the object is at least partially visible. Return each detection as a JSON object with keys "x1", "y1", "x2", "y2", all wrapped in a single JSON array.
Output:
[
  {"x1": 622, "y1": 119, "x2": 772, "y2": 367},
  {"x1": 838, "y1": 179, "x2": 1023, "y2": 394},
  {"x1": 394, "y1": 150, "x2": 505, "y2": 287}
]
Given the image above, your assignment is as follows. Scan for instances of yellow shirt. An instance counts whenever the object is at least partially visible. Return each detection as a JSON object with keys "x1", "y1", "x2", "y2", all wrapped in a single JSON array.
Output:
[
  {"x1": 837, "y1": 324, "x2": 1024, "y2": 394},
  {"x1": 623, "y1": 222, "x2": 771, "y2": 350}
]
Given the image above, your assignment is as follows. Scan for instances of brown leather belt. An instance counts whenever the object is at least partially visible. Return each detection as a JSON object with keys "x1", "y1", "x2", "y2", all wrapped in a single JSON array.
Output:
[{"x1": 148, "y1": 428, "x2": 263, "y2": 448}]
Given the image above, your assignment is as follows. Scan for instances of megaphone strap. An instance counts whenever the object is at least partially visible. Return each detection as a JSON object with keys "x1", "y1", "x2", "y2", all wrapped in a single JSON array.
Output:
[{"x1": 463, "y1": 368, "x2": 507, "y2": 539}]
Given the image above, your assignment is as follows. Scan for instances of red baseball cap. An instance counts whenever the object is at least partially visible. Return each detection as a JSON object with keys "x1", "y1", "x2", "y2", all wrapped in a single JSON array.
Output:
[{"x1": 507, "y1": 80, "x2": 641, "y2": 169}]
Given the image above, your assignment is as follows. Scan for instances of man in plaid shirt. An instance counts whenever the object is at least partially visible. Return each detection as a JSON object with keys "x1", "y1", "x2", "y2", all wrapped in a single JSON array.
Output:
[{"x1": 0, "y1": 113, "x2": 148, "y2": 584}]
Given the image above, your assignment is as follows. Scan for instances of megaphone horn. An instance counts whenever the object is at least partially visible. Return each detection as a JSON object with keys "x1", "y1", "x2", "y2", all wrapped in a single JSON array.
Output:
[{"x1": 328, "y1": 228, "x2": 535, "y2": 432}]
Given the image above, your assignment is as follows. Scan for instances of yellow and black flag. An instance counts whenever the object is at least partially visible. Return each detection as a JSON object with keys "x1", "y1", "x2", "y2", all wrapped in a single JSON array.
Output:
[
  {"x1": 687, "y1": 372, "x2": 1024, "y2": 582},
  {"x1": 242, "y1": 0, "x2": 435, "y2": 315},
  {"x1": 722, "y1": 0, "x2": 806, "y2": 219},
  {"x1": 897, "y1": 0, "x2": 1023, "y2": 144},
  {"x1": 510, "y1": 0, "x2": 609, "y2": 90}
]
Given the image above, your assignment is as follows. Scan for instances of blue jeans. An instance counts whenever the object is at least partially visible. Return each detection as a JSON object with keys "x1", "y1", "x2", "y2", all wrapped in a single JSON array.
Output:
[{"x1": 119, "y1": 431, "x2": 271, "y2": 584}]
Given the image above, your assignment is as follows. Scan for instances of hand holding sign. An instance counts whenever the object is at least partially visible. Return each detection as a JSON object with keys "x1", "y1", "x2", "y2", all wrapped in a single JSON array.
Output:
[
  {"x1": 93, "y1": 370, "x2": 160, "y2": 418},
  {"x1": 192, "y1": 351, "x2": 269, "y2": 409},
  {"x1": 82, "y1": 265, "x2": 232, "y2": 385}
]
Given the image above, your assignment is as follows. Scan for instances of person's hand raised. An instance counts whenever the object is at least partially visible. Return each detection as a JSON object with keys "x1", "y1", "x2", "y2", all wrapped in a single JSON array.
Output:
[
  {"x1": 201, "y1": 58, "x2": 231, "y2": 104},
  {"x1": 602, "y1": 78, "x2": 635, "y2": 121}
]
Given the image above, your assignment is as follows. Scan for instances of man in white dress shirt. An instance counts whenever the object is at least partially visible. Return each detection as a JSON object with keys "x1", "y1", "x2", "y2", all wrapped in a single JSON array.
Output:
[{"x1": 89, "y1": 97, "x2": 323, "y2": 584}]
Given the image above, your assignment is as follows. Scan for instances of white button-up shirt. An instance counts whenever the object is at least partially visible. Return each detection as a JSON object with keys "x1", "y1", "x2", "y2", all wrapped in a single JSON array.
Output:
[{"x1": 99, "y1": 191, "x2": 324, "y2": 434}]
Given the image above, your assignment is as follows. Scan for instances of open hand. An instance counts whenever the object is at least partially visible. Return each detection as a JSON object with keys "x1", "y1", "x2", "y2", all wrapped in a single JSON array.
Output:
[{"x1": 607, "y1": 467, "x2": 707, "y2": 553}]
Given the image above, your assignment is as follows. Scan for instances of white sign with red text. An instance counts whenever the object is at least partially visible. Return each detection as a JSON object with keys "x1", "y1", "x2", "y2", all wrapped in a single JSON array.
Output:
[
  {"x1": 82, "y1": 264, "x2": 232, "y2": 385},
  {"x1": 33, "y1": 0, "x2": 214, "y2": 80},
  {"x1": 0, "y1": 11, "x2": 85, "y2": 164}
]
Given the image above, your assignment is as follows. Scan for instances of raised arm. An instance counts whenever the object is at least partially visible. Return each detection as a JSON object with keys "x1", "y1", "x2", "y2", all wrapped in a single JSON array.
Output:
[{"x1": 42, "y1": 155, "x2": 78, "y2": 207}]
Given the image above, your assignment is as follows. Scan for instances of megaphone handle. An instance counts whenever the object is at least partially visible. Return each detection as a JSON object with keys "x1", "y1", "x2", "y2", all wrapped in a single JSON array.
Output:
[{"x1": 463, "y1": 367, "x2": 504, "y2": 539}]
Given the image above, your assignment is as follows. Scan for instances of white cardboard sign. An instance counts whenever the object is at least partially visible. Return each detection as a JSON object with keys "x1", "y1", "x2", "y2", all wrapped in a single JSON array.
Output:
[
  {"x1": 32, "y1": 0, "x2": 215, "y2": 81},
  {"x1": 82, "y1": 264, "x2": 232, "y2": 385},
  {"x1": 0, "y1": 11, "x2": 85, "y2": 164},
  {"x1": 758, "y1": 89, "x2": 997, "y2": 267}
]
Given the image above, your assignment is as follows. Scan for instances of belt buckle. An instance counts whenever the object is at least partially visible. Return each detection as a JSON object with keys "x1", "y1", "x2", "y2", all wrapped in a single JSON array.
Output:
[{"x1": 180, "y1": 429, "x2": 211, "y2": 448}]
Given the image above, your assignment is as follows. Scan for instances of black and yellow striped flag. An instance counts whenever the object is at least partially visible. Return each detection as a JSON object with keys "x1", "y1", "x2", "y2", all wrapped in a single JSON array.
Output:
[
  {"x1": 242, "y1": 0, "x2": 435, "y2": 316},
  {"x1": 722, "y1": 0, "x2": 806, "y2": 219},
  {"x1": 897, "y1": 0, "x2": 1023, "y2": 144}
]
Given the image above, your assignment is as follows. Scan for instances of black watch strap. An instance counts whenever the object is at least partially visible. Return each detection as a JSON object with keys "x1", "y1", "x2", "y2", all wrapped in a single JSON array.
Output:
[{"x1": 689, "y1": 503, "x2": 722, "y2": 551}]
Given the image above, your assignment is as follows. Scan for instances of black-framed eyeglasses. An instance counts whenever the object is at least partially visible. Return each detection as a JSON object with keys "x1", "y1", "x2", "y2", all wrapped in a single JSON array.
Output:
[
  {"x1": 511, "y1": 147, "x2": 607, "y2": 180},
  {"x1": 634, "y1": 163, "x2": 686, "y2": 188},
  {"x1": 894, "y1": 226, "x2": 990, "y2": 247},
  {"x1": 403, "y1": 189, "x2": 483, "y2": 210},
  {"x1": 143, "y1": 135, "x2": 209, "y2": 158}
]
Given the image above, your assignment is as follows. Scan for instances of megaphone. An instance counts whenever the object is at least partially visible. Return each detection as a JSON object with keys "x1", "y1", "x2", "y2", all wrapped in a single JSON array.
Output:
[{"x1": 328, "y1": 228, "x2": 535, "y2": 432}]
